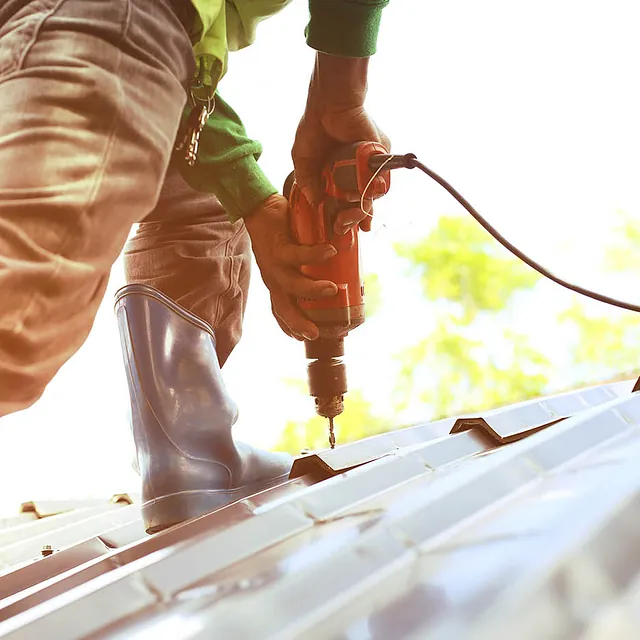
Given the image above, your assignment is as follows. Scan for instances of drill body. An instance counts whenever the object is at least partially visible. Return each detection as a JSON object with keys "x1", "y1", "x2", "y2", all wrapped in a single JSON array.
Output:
[{"x1": 286, "y1": 142, "x2": 392, "y2": 444}]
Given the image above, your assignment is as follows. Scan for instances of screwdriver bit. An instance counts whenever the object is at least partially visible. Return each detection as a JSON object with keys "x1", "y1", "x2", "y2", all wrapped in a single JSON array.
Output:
[{"x1": 329, "y1": 417, "x2": 336, "y2": 449}]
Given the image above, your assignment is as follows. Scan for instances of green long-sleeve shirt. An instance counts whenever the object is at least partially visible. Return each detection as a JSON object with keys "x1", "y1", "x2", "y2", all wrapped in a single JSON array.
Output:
[{"x1": 179, "y1": 0, "x2": 389, "y2": 222}]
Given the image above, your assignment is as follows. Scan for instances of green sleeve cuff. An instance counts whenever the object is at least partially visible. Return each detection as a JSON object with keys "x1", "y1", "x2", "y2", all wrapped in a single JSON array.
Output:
[
  {"x1": 177, "y1": 94, "x2": 277, "y2": 222},
  {"x1": 205, "y1": 153, "x2": 277, "y2": 223},
  {"x1": 306, "y1": 0, "x2": 389, "y2": 57}
]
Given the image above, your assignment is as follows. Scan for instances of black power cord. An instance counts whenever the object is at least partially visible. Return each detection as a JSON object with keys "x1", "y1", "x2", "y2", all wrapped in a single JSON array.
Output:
[{"x1": 372, "y1": 153, "x2": 640, "y2": 314}]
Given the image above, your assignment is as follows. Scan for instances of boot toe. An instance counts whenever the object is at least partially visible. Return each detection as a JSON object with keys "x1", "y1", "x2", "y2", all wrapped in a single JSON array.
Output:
[
  {"x1": 142, "y1": 447, "x2": 292, "y2": 534},
  {"x1": 237, "y1": 444, "x2": 293, "y2": 486},
  {"x1": 271, "y1": 450, "x2": 294, "y2": 477}
]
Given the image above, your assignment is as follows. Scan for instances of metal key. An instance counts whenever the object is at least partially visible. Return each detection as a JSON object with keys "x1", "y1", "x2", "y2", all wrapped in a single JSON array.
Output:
[{"x1": 175, "y1": 104, "x2": 209, "y2": 167}]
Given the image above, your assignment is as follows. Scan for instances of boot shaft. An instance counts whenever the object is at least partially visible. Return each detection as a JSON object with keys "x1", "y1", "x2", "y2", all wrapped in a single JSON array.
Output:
[{"x1": 115, "y1": 285, "x2": 241, "y2": 498}]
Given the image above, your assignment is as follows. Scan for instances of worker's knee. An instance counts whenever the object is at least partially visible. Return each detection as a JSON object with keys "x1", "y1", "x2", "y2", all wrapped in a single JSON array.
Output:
[{"x1": 0, "y1": 272, "x2": 109, "y2": 419}]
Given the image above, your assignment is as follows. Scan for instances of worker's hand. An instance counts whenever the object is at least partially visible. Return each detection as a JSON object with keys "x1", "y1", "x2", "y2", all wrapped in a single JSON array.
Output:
[
  {"x1": 292, "y1": 53, "x2": 390, "y2": 235},
  {"x1": 244, "y1": 194, "x2": 337, "y2": 341}
]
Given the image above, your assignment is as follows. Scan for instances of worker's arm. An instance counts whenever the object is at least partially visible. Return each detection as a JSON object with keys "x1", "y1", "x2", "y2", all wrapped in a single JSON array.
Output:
[
  {"x1": 177, "y1": 93, "x2": 278, "y2": 223},
  {"x1": 245, "y1": 0, "x2": 391, "y2": 341},
  {"x1": 292, "y1": 0, "x2": 390, "y2": 233},
  {"x1": 291, "y1": 54, "x2": 389, "y2": 234}
]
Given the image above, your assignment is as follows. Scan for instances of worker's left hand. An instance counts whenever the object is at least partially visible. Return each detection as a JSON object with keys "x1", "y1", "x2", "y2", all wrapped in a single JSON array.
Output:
[
  {"x1": 294, "y1": 106, "x2": 388, "y2": 234},
  {"x1": 244, "y1": 194, "x2": 337, "y2": 341},
  {"x1": 292, "y1": 54, "x2": 391, "y2": 235}
]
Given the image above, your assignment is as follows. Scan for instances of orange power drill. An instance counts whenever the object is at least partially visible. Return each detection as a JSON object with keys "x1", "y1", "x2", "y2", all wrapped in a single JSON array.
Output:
[{"x1": 284, "y1": 141, "x2": 396, "y2": 448}]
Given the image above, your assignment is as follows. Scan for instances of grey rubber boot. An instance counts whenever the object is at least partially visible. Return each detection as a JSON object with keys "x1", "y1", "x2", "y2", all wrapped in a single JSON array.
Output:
[{"x1": 115, "y1": 284, "x2": 292, "y2": 534}]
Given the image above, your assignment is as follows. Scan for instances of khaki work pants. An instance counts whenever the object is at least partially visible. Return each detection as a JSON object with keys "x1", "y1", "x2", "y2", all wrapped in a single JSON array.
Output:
[{"x1": 0, "y1": 0, "x2": 250, "y2": 417}]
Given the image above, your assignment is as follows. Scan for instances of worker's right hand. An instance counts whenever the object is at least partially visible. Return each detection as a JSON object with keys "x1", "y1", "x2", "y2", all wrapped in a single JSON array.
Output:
[{"x1": 244, "y1": 194, "x2": 337, "y2": 341}]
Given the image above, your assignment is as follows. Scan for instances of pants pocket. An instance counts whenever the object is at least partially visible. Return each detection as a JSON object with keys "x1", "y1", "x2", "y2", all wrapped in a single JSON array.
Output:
[{"x1": 0, "y1": 0, "x2": 60, "y2": 77}]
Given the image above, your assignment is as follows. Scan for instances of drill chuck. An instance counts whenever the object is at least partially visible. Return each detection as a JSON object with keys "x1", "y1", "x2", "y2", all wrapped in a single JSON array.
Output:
[
  {"x1": 306, "y1": 339, "x2": 347, "y2": 420},
  {"x1": 314, "y1": 392, "x2": 344, "y2": 420}
]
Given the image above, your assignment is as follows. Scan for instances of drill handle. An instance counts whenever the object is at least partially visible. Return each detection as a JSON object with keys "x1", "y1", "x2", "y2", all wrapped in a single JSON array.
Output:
[
  {"x1": 323, "y1": 141, "x2": 391, "y2": 202},
  {"x1": 285, "y1": 140, "x2": 392, "y2": 246}
]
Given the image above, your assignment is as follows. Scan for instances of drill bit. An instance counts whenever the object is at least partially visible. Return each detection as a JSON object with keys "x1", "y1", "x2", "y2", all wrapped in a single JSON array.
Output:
[{"x1": 328, "y1": 417, "x2": 336, "y2": 449}]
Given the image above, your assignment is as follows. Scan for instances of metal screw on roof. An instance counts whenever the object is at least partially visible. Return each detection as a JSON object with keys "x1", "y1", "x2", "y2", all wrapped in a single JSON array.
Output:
[{"x1": 41, "y1": 545, "x2": 54, "y2": 557}]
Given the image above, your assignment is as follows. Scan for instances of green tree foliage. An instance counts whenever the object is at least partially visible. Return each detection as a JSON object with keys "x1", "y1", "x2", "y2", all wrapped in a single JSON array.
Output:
[
  {"x1": 394, "y1": 322, "x2": 550, "y2": 419},
  {"x1": 604, "y1": 212, "x2": 640, "y2": 274},
  {"x1": 393, "y1": 215, "x2": 549, "y2": 417},
  {"x1": 559, "y1": 303, "x2": 640, "y2": 373},
  {"x1": 560, "y1": 211, "x2": 640, "y2": 379},
  {"x1": 363, "y1": 272, "x2": 382, "y2": 317},
  {"x1": 396, "y1": 216, "x2": 539, "y2": 322}
]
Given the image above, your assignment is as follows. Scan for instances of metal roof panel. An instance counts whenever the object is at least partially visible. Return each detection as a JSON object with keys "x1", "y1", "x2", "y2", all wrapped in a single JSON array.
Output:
[
  {"x1": 0, "y1": 505, "x2": 141, "y2": 572},
  {"x1": 0, "y1": 382, "x2": 638, "y2": 640}
]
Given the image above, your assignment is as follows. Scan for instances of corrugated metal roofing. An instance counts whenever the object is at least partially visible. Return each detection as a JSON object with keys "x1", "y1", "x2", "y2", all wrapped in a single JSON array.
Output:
[{"x1": 0, "y1": 380, "x2": 637, "y2": 639}]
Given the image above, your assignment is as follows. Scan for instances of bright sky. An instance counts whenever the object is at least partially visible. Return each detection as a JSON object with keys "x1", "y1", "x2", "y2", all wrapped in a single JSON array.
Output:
[{"x1": 2, "y1": 0, "x2": 640, "y2": 515}]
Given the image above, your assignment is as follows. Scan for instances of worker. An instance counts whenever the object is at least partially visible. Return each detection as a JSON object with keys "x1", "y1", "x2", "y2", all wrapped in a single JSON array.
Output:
[{"x1": 0, "y1": 0, "x2": 389, "y2": 533}]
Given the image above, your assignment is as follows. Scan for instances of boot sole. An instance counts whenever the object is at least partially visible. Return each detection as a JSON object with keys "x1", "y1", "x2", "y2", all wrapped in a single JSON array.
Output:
[{"x1": 143, "y1": 473, "x2": 291, "y2": 534}]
